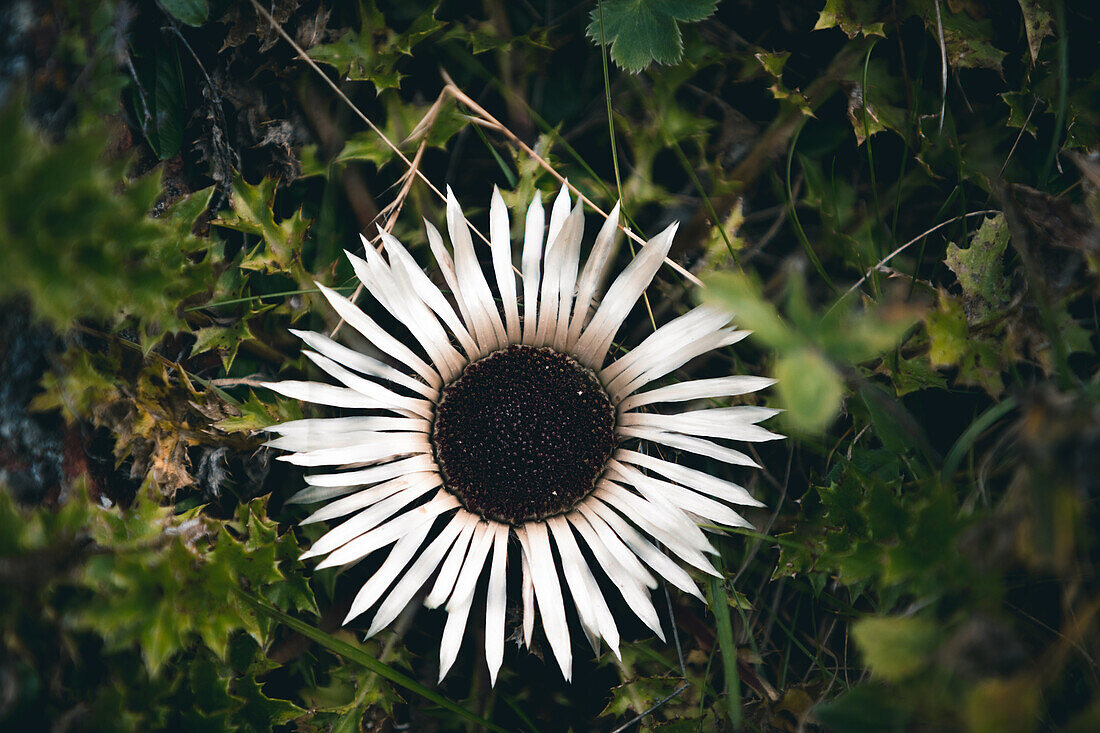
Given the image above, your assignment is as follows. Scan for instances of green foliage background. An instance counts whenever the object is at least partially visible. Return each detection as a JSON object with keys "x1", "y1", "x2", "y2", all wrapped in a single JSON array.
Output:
[{"x1": 1, "y1": 0, "x2": 1098, "y2": 730}]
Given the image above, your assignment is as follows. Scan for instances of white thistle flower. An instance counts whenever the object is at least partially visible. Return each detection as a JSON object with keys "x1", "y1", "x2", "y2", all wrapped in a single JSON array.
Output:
[{"x1": 263, "y1": 184, "x2": 780, "y2": 684}]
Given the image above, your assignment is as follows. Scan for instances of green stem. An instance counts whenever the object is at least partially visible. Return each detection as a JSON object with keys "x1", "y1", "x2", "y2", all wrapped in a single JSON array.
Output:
[
  {"x1": 709, "y1": 564, "x2": 741, "y2": 729},
  {"x1": 235, "y1": 589, "x2": 508, "y2": 733}
]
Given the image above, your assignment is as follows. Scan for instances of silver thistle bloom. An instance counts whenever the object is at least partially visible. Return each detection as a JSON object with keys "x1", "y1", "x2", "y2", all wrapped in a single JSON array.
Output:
[{"x1": 263, "y1": 185, "x2": 780, "y2": 684}]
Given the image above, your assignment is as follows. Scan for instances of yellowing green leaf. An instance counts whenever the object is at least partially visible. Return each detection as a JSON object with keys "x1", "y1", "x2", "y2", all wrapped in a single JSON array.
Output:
[
  {"x1": 775, "y1": 348, "x2": 844, "y2": 435},
  {"x1": 852, "y1": 615, "x2": 938, "y2": 680},
  {"x1": 927, "y1": 295, "x2": 969, "y2": 367}
]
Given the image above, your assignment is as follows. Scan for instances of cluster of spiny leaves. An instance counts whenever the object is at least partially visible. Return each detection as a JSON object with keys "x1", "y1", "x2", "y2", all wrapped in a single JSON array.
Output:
[{"x1": 2, "y1": 0, "x2": 1099, "y2": 731}]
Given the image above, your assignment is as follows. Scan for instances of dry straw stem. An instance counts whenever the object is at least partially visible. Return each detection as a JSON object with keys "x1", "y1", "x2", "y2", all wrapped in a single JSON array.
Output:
[
  {"x1": 831, "y1": 209, "x2": 1000, "y2": 312},
  {"x1": 247, "y1": 0, "x2": 703, "y2": 304}
]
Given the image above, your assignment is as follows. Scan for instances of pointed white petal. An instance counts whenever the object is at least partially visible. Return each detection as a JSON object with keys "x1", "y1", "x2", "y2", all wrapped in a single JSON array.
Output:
[
  {"x1": 519, "y1": 536, "x2": 535, "y2": 647},
  {"x1": 601, "y1": 304, "x2": 731, "y2": 387},
  {"x1": 383, "y1": 231, "x2": 481, "y2": 360},
  {"x1": 574, "y1": 503, "x2": 656, "y2": 589},
  {"x1": 546, "y1": 184, "x2": 571, "y2": 258},
  {"x1": 519, "y1": 523, "x2": 572, "y2": 680},
  {"x1": 266, "y1": 428, "x2": 410, "y2": 453},
  {"x1": 593, "y1": 481, "x2": 719, "y2": 575},
  {"x1": 566, "y1": 511, "x2": 665, "y2": 640},
  {"x1": 304, "y1": 475, "x2": 442, "y2": 559},
  {"x1": 545, "y1": 517, "x2": 597, "y2": 643},
  {"x1": 547, "y1": 516, "x2": 620, "y2": 659},
  {"x1": 300, "y1": 471, "x2": 440, "y2": 524},
  {"x1": 608, "y1": 460, "x2": 753, "y2": 529},
  {"x1": 534, "y1": 186, "x2": 573, "y2": 346},
  {"x1": 300, "y1": 351, "x2": 434, "y2": 419},
  {"x1": 349, "y1": 244, "x2": 464, "y2": 382},
  {"x1": 573, "y1": 222, "x2": 678, "y2": 367},
  {"x1": 365, "y1": 238, "x2": 467, "y2": 380},
  {"x1": 521, "y1": 194, "x2": 545, "y2": 345},
  {"x1": 446, "y1": 521, "x2": 495, "y2": 611},
  {"x1": 425, "y1": 218, "x2": 484, "y2": 347},
  {"x1": 615, "y1": 449, "x2": 765, "y2": 507},
  {"x1": 552, "y1": 200, "x2": 585, "y2": 350},
  {"x1": 314, "y1": 282, "x2": 441, "y2": 388},
  {"x1": 617, "y1": 408, "x2": 784, "y2": 444},
  {"x1": 424, "y1": 514, "x2": 479, "y2": 608},
  {"x1": 268, "y1": 415, "x2": 430, "y2": 438},
  {"x1": 366, "y1": 510, "x2": 469, "y2": 636},
  {"x1": 568, "y1": 200, "x2": 621, "y2": 347},
  {"x1": 616, "y1": 426, "x2": 760, "y2": 468},
  {"x1": 485, "y1": 524, "x2": 509, "y2": 686},
  {"x1": 600, "y1": 469, "x2": 712, "y2": 549},
  {"x1": 618, "y1": 375, "x2": 776, "y2": 412},
  {"x1": 446, "y1": 187, "x2": 507, "y2": 349},
  {"x1": 344, "y1": 515, "x2": 435, "y2": 624},
  {"x1": 585, "y1": 498, "x2": 704, "y2": 600},
  {"x1": 610, "y1": 329, "x2": 751, "y2": 402},
  {"x1": 261, "y1": 380, "x2": 390, "y2": 410},
  {"x1": 277, "y1": 432, "x2": 430, "y2": 467},
  {"x1": 490, "y1": 187, "x2": 521, "y2": 343},
  {"x1": 301, "y1": 454, "x2": 436, "y2": 489},
  {"x1": 289, "y1": 329, "x2": 437, "y2": 399},
  {"x1": 438, "y1": 594, "x2": 473, "y2": 682},
  {"x1": 315, "y1": 491, "x2": 458, "y2": 568},
  {"x1": 438, "y1": 521, "x2": 495, "y2": 681}
]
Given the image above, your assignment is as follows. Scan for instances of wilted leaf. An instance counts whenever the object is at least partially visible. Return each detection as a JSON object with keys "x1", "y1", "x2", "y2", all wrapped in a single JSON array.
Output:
[
  {"x1": 945, "y1": 213, "x2": 1010, "y2": 321},
  {"x1": 1017, "y1": 0, "x2": 1055, "y2": 63},
  {"x1": 757, "y1": 51, "x2": 813, "y2": 114},
  {"x1": 936, "y1": 9, "x2": 1007, "y2": 71},
  {"x1": 813, "y1": 0, "x2": 887, "y2": 38}
]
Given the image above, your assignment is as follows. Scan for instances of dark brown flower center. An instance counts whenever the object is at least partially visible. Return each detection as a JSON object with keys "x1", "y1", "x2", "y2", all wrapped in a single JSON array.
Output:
[{"x1": 432, "y1": 345, "x2": 615, "y2": 524}]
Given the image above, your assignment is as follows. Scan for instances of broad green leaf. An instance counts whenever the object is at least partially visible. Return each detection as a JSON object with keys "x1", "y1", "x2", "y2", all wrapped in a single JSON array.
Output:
[
  {"x1": 775, "y1": 348, "x2": 844, "y2": 434},
  {"x1": 702, "y1": 272, "x2": 799, "y2": 351},
  {"x1": 964, "y1": 676, "x2": 1041, "y2": 733},
  {"x1": 1001, "y1": 91, "x2": 1039, "y2": 136},
  {"x1": 587, "y1": 0, "x2": 718, "y2": 73},
  {"x1": 852, "y1": 615, "x2": 938, "y2": 680},
  {"x1": 926, "y1": 294, "x2": 969, "y2": 367},
  {"x1": 157, "y1": 0, "x2": 209, "y2": 26},
  {"x1": 813, "y1": 683, "x2": 912, "y2": 732}
]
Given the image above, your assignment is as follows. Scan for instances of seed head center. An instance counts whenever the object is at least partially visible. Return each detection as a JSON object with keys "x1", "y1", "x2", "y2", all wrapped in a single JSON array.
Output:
[{"x1": 432, "y1": 345, "x2": 615, "y2": 524}]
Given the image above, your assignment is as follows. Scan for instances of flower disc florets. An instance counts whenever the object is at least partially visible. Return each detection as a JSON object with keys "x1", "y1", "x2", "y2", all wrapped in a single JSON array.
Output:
[{"x1": 433, "y1": 345, "x2": 615, "y2": 524}]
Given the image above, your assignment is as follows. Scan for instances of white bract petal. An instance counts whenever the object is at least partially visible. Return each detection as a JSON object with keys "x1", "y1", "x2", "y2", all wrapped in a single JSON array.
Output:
[{"x1": 490, "y1": 187, "x2": 522, "y2": 343}]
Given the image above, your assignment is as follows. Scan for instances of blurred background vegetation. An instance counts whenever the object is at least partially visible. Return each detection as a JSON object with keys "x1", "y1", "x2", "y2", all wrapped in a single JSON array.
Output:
[{"x1": 1, "y1": 0, "x2": 1098, "y2": 730}]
